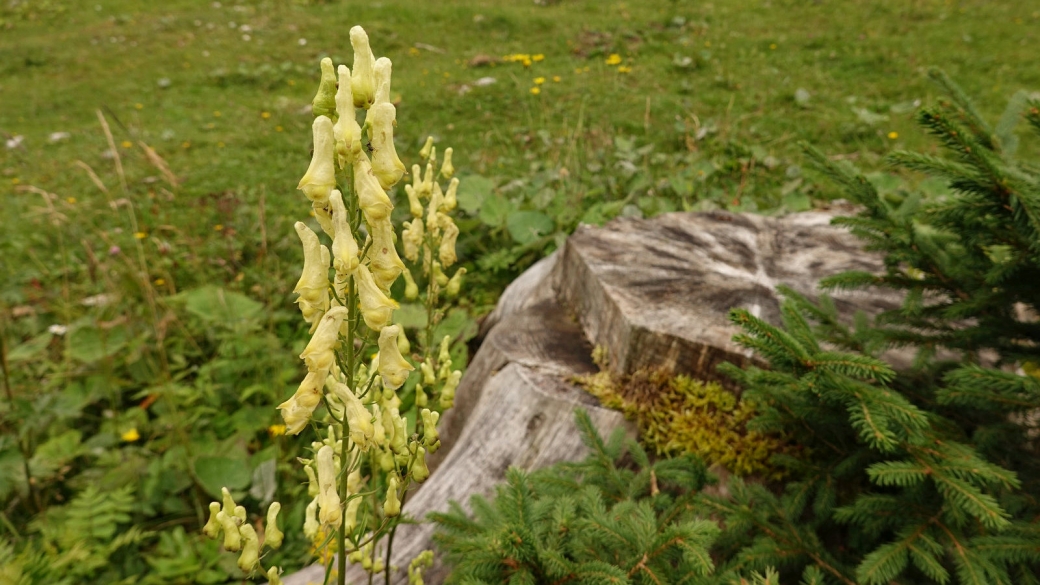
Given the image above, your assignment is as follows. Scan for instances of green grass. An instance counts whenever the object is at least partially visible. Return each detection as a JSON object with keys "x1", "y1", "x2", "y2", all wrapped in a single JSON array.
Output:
[{"x1": 0, "y1": 0, "x2": 1038, "y2": 582}]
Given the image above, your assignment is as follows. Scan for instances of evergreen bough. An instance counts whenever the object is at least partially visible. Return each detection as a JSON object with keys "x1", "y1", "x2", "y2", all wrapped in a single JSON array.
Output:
[
  {"x1": 705, "y1": 71, "x2": 1040, "y2": 584},
  {"x1": 431, "y1": 409, "x2": 719, "y2": 585}
]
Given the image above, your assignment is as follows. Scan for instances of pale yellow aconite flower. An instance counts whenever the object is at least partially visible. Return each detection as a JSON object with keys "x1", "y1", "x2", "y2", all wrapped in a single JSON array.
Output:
[
  {"x1": 267, "y1": 567, "x2": 284, "y2": 585},
  {"x1": 329, "y1": 190, "x2": 360, "y2": 275},
  {"x1": 299, "y1": 306, "x2": 349, "y2": 374},
  {"x1": 333, "y1": 65, "x2": 362, "y2": 167},
  {"x1": 439, "y1": 220, "x2": 459, "y2": 267},
  {"x1": 303, "y1": 497, "x2": 319, "y2": 540},
  {"x1": 353, "y1": 151, "x2": 393, "y2": 223},
  {"x1": 371, "y1": 403, "x2": 386, "y2": 446},
  {"x1": 410, "y1": 164, "x2": 425, "y2": 197},
  {"x1": 441, "y1": 369, "x2": 462, "y2": 409},
  {"x1": 401, "y1": 219, "x2": 424, "y2": 263},
  {"x1": 367, "y1": 218, "x2": 405, "y2": 291},
  {"x1": 401, "y1": 267, "x2": 419, "y2": 300},
  {"x1": 405, "y1": 184, "x2": 423, "y2": 218},
  {"x1": 311, "y1": 57, "x2": 337, "y2": 119},
  {"x1": 441, "y1": 148, "x2": 455, "y2": 179},
  {"x1": 344, "y1": 496, "x2": 362, "y2": 533},
  {"x1": 326, "y1": 377, "x2": 375, "y2": 449},
  {"x1": 293, "y1": 222, "x2": 330, "y2": 331},
  {"x1": 265, "y1": 502, "x2": 284, "y2": 549},
  {"x1": 443, "y1": 177, "x2": 459, "y2": 210},
  {"x1": 350, "y1": 26, "x2": 376, "y2": 109},
  {"x1": 445, "y1": 267, "x2": 466, "y2": 297},
  {"x1": 298, "y1": 116, "x2": 336, "y2": 205},
  {"x1": 216, "y1": 510, "x2": 241, "y2": 551},
  {"x1": 411, "y1": 444, "x2": 430, "y2": 483},
  {"x1": 312, "y1": 202, "x2": 335, "y2": 238},
  {"x1": 368, "y1": 59, "x2": 405, "y2": 189},
  {"x1": 377, "y1": 325, "x2": 414, "y2": 390},
  {"x1": 421, "y1": 408, "x2": 440, "y2": 448},
  {"x1": 355, "y1": 264, "x2": 398, "y2": 330},
  {"x1": 386, "y1": 406, "x2": 408, "y2": 454},
  {"x1": 316, "y1": 445, "x2": 343, "y2": 529},
  {"x1": 278, "y1": 370, "x2": 324, "y2": 435},
  {"x1": 238, "y1": 524, "x2": 260, "y2": 572},
  {"x1": 383, "y1": 475, "x2": 401, "y2": 517},
  {"x1": 202, "y1": 502, "x2": 221, "y2": 539},
  {"x1": 418, "y1": 136, "x2": 434, "y2": 160}
]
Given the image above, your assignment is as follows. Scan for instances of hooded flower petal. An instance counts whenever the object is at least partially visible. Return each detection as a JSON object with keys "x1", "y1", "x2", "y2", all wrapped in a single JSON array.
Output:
[
  {"x1": 277, "y1": 371, "x2": 324, "y2": 435},
  {"x1": 333, "y1": 65, "x2": 363, "y2": 167},
  {"x1": 329, "y1": 190, "x2": 360, "y2": 275},
  {"x1": 315, "y1": 445, "x2": 342, "y2": 529},
  {"x1": 311, "y1": 57, "x2": 337, "y2": 119},
  {"x1": 353, "y1": 151, "x2": 393, "y2": 223},
  {"x1": 377, "y1": 325, "x2": 414, "y2": 390},
  {"x1": 366, "y1": 218, "x2": 405, "y2": 292},
  {"x1": 350, "y1": 26, "x2": 376, "y2": 109},
  {"x1": 356, "y1": 264, "x2": 398, "y2": 331},
  {"x1": 299, "y1": 305, "x2": 348, "y2": 374},
  {"x1": 298, "y1": 116, "x2": 336, "y2": 204}
]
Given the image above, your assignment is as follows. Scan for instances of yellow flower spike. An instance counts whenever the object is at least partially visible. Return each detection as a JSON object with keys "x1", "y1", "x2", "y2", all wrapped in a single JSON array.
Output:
[
  {"x1": 202, "y1": 501, "x2": 222, "y2": 539},
  {"x1": 421, "y1": 361, "x2": 436, "y2": 385},
  {"x1": 415, "y1": 384, "x2": 428, "y2": 407},
  {"x1": 237, "y1": 524, "x2": 260, "y2": 573},
  {"x1": 383, "y1": 475, "x2": 402, "y2": 517},
  {"x1": 293, "y1": 222, "x2": 331, "y2": 327},
  {"x1": 402, "y1": 219, "x2": 424, "y2": 263},
  {"x1": 299, "y1": 306, "x2": 349, "y2": 374},
  {"x1": 297, "y1": 116, "x2": 337, "y2": 205},
  {"x1": 378, "y1": 325, "x2": 415, "y2": 390},
  {"x1": 304, "y1": 465, "x2": 319, "y2": 497},
  {"x1": 267, "y1": 567, "x2": 284, "y2": 585},
  {"x1": 329, "y1": 190, "x2": 360, "y2": 275},
  {"x1": 277, "y1": 370, "x2": 324, "y2": 435},
  {"x1": 326, "y1": 377, "x2": 375, "y2": 449},
  {"x1": 311, "y1": 57, "x2": 338, "y2": 120},
  {"x1": 402, "y1": 267, "x2": 419, "y2": 300},
  {"x1": 441, "y1": 148, "x2": 455, "y2": 179},
  {"x1": 316, "y1": 445, "x2": 343, "y2": 529},
  {"x1": 405, "y1": 184, "x2": 424, "y2": 218},
  {"x1": 333, "y1": 65, "x2": 363, "y2": 167},
  {"x1": 349, "y1": 26, "x2": 377, "y2": 109},
  {"x1": 410, "y1": 444, "x2": 430, "y2": 483},
  {"x1": 445, "y1": 267, "x2": 466, "y2": 298},
  {"x1": 443, "y1": 177, "x2": 459, "y2": 210},
  {"x1": 216, "y1": 510, "x2": 242, "y2": 551},
  {"x1": 440, "y1": 370, "x2": 461, "y2": 409},
  {"x1": 419, "y1": 136, "x2": 434, "y2": 160},
  {"x1": 439, "y1": 220, "x2": 459, "y2": 267},
  {"x1": 303, "y1": 497, "x2": 319, "y2": 540},
  {"x1": 265, "y1": 502, "x2": 284, "y2": 549},
  {"x1": 353, "y1": 151, "x2": 394, "y2": 223},
  {"x1": 421, "y1": 409, "x2": 439, "y2": 447},
  {"x1": 366, "y1": 218, "x2": 405, "y2": 291},
  {"x1": 356, "y1": 264, "x2": 399, "y2": 330}
]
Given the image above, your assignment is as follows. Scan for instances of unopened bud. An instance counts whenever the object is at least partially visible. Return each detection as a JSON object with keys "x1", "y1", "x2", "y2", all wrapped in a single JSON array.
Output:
[
  {"x1": 350, "y1": 26, "x2": 377, "y2": 109},
  {"x1": 405, "y1": 184, "x2": 423, "y2": 218},
  {"x1": 419, "y1": 136, "x2": 434, "y2": 160},
  {"x1": 237, "y1": 524, "x2": 260, "y2": 573},
  {"x1": 202, "y1": 502, "x2": 221, "y2": 539},
  {"x1": 445, "y1": 267, "x2": 466, "y2": 298},
  {"x1": 267, "y1": 567, "x2": 284, "y2": 585},
  {"x1": 298, "y1": 116, "x2": 336, "y2": 205},
  {"x1": 443, "y1": 176, "x2": 459, "y2": 210},
  {"x1": 217, "y1": 510, "x2": 241, "y2": 551},
  {"x1": 303, "y1": 497, "x2": 319, "y2": 540},
  {"x1": 410, "y1": 444, "x2": 430, "y2": 483},
  {"x1": 415, "y1": 384, "x2": 428, "y2": 408},
  {"x1": 421, "y1": 409, "x2": 439, "y2": 447},
  {"x1": 384, "y1": 476, "x2": 402, "y2": 517},
  {"x1": 421, "y1": 361, "x2": 436, "y2": 385},
  {"x1": 333, "y1": 65, "x2": 363, "y2": 166},
  {"x1": 378, "y1": 325, "x2": 415, "y2": 390},
  {"x1": 311, "y1": 57, "x2": 338, "y2": 119},
  {"x1": 441, "y1": 148, "x2": 455, "y2": 179},
  {"x1": 265, "y1": 502, "x2": 284, "y2": 549}
]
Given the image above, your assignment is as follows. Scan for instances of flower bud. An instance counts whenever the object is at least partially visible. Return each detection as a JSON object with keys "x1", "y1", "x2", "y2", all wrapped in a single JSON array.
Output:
[
  {"x1": 327, "y1": 378, "x2": 375, "y2": 449},
  {"x1": 350, "y1": 26, "x2": 377, "y2": 109},
  {"x1": 440, "y1": 148, "x2": 455, "y2": 179},
  {"x1": 443, "y1": 176, "x2": 459, "y2": 210},
  {"x1": 237, "y1": 523, "x2": 260, "y2": 573},
  {"x1": 311, "y1": 57, "x2": 338, "y2": 120},
  {"x1": 356, "y1": 264, "x2": 399, "y2": 330},
  {"x1": 333, "y1": 65, "x2": 363, "y2": 167},
  {"x1": 368, "y1": 105, "x2": 405, "y2": 190},
  {"x1": 303, "y1": 497, "x2": 319, "y2": 540},
  {"x1": 428, "y1": 146, "x2": 437, "y2": 167},
  {"x1": 378, "y1": 325, "x2": 415, "y2": 390},
  {"x1": 217, "y1": 510, "x2": 241, "y2": 551},
  {"x1": 202, "y1": 501, "x2": 222, "y2": 539},
  {"x1": 389, "y1": 407, "x2": 408, "y2": 455},
  {"x1": 299, "y1": 306, "x2": 349, "y2": 374},
  {"x1": 421, "y1": 361, "x2": 436, "y2": 385},
  {"x1": 277, "y1": 370, "x2": 324, "y2": 435},
  {"x1": 383, "y1": 475, "x2": 401, "y2": 517},
  {"x1": 344, "y1": 496, "x2": 361, "y2": 533},
  {"x1": 329, "y1": 190, "x2": 360, "y2": 275},
  {"x1": 267, "y1": 567, "x2": 284, "y2": 585},
  {"x1": 421, "y1": 409, "x2": 439, "y2": 447},
  {"x1": 401, "y1": 268, "x2": 419, "y2": 300},
  {"x1": 372, "y1": 404, "x2": 386, "y2": 446},
  {"x1": 440, "y1": 370, "x2": 461, "y2": 409},
  {"x1": 401, "y1": 219, "x2": 424, "y2": 263},
  {"x1": 415, "y1": 384, "x2": 428, "y2": 407},
  {"x1": 397, "y1": 327, "x2": 412, "y2": 355},
  {"x1": 265, "y1": 502, "x2": 284, "y2": 549},
  {"x1": 419, "y1": 136, "x2": 434, "y2": 160},
  {"x1": 410, "y1": 444, "x2": 429, "y2": 483},
  {"x1": 316, "y1": 445, "x2": 343, "y2": 529},
  {"x1": 411, "y1": 164, "x2": 427, "y2": 198},
  {"x1": 379, "y1": 448, "x2": 396, "y2": 472},
  {"x1": 293, "y1": 222, "x2": 331, "y2": 331},
  {"x1": 405, "y1": 184, "x2": 423, "y2": 218},
  {"x1": 367, "y1": 218, "x2": 405, "y2": 292},
  {"x1": 432, "y1": 261, "x2": 449, "y2": 287},
  {"x1": 305, "y1": 464, "x2": 319, "y2": 497},
  {"x1": 445, "y1": 267, "x2": 466, "y2": 298},
  {"x1": 439, "y1": 219, "x2": 459, "y2": 267},
  {"x1": 353, "y1": 151, "x2": 393, "y2": 223},
  {"x1": 298, "y1": 116, "x2": 337, "y2": 205},
  {"x1": 221, "y1": 487, "x2": 236, "y2": 515},
  {"x1": 233, "y1": 505, "x2": 247, "y2": 524}
]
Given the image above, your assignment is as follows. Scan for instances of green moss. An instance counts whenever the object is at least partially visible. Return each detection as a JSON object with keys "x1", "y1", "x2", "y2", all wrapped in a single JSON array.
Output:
[{"x1": 577, "y1": 366, "x2": 793, "y2": 479}]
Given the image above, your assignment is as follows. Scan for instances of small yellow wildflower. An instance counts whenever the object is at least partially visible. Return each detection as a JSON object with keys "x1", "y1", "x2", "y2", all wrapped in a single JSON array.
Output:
[
  {"x1": 408, "y1": 47, "x2": 421, "y2": 56},
  {"x1": 214, "y1": 224, "x2": 224, "y2": 231},
  {"x1": 135, "y1": 103, "x2": 144, "y2": 110},
  {"x1": 530, "y1": 87, "x2": 541, "y2": 95},
  {"x1": 261, "y1": 111, "x2": 271, "y2": 119},
  {"x1": 552, "y1": 75, "x2": 561, "y2": 82},
  {"x1": 268, "y1": 424, "x2": 287, "y2": 437},
  {"x1": 121, "y1": 140, "x2": 132, "y2": 148},
  {"x1": 888, "y1": 131, "x2": 899, "y2": 140},
  {"x1": 532, "y1": 54, "x2": 545, "y2": 62},
  {"x1": 122, "y1": 428, "x2": 140, "y2": 442},
  {"x1": 617, "y1": 66, "x2": 632, "y2": 73},
  {"x1": 288, "y1": 79, "x2": 296, "y2": 86},
  {"x1": 217, "y1": 141, "x2": 225, "y2": 148},
  {"x1": 769, "y1": 43, "x2": 777, "y2": 50},
  {"x1": 154, "y1": 278, "x2": 165, "y2": 286},
  {"x1": 534, "y1": 77, "x2": 546, "y2": 85},
  {"x1": 574, "y1": 68, "x2": 583, "y2": 74},
  {"x1": 275, "y1": 126, "x2": 284, "y2": 133},
  {"x1": 182, "y1": 141, "x2": 191, "y2": 149},
  {"x1": 66, "y1": 197, "x2": 77, "y2": 204},
  {"x1": 213, "y1": 111, "x2": 222, "y2": 117},
  {"x1": 11, "y1": 178, "x2": 19, "y2": 185},
  {"x1": 134, "y1": 232, "x2": 147, "y2": 239},
  {"x1": 605, "y1": 53, "x2": 622, "y2": 65},
  {"x1": 705, "y1": 41, "x2": 712, "y2": 47}
]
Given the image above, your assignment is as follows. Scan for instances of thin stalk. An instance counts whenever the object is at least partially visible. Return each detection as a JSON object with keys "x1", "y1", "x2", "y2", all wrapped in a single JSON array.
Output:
[{"x1": 0, "y1": 321, "x2": 40, "y2": 513}]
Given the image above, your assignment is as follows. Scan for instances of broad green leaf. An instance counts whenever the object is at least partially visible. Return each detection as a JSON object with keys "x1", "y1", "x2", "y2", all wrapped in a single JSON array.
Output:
[
  {"x1": 457, "y1": 174, "x2": 495, "y2": 214},
  {"x1": 478, "y1": 192, "x2": 512, "y2": 228},
  {"x1": 7, "y1": 332, "x2": 51, "y2": 362},
  {"x1": 179, "y1": 286, "x2": 262, "y2": 325},
  {"x1": 68, "y1": 325, "x2": 128, "y2": 363},
  {"x1": 506, "y1": 210, "x2": 554, "y2": 245},
  {"x1": 194, "y1": 455, "x2": 251, "y2": 499}
]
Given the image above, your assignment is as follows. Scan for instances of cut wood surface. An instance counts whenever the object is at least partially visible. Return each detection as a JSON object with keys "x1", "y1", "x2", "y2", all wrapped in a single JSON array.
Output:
[{"x1": 280, "y1": 210, "x2": 897, "y2": 584}]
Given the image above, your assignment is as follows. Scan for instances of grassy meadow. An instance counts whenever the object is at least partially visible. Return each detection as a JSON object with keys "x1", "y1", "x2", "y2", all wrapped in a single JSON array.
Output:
[{"x1": 1, "y1": 0, "x2": 1038, "y2": 581}]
